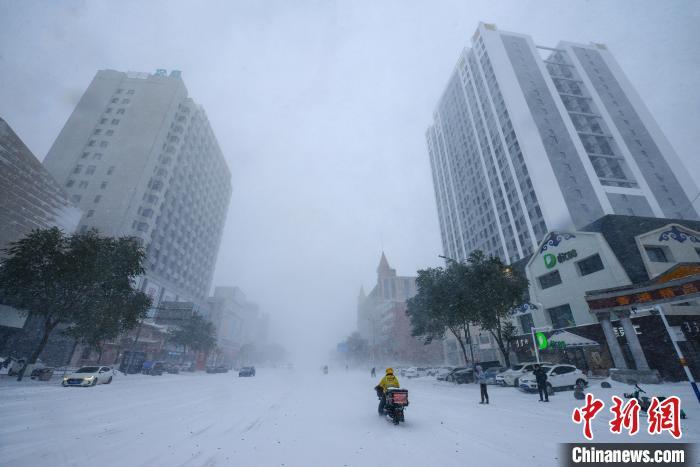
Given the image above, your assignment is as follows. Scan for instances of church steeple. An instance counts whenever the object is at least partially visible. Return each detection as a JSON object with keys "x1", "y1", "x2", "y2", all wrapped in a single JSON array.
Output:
[
  {"x1": 376, "y1": 251, "x2": 396, "y2": 278},
  {"x1": 358, "y1": 286, "x2": 366, "y2": 303}
]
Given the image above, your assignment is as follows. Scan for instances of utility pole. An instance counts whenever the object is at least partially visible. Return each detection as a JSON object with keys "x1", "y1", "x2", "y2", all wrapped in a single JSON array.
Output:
[{"x1": 652, "y1": 305, "x2": 700, "y2": 405}]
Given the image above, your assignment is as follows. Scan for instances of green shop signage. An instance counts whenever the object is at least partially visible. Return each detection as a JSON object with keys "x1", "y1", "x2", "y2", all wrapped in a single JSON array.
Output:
[{"x1": 543, "y1": 249, "x2": 578, "y2": 269}]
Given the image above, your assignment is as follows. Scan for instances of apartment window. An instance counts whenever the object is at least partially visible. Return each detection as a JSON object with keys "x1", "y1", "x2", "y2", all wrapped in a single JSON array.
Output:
[
  {"x1": 93, "y1": 129, "x2": 102, "y2": 135},
  {"x1": 538, "y1": 270, "x2": 562, "y2": 290},
  {"x1": 576, "y1": 254, "x2": 604, "y2": 276},
  {"x1": 116, "y1": 108, "x2": 125, "y2": 114},
  {"x1": 107, "y1": 166, "x2": 115, "y2": 175},
  {"x1": 548, "y1": 304, "x2": 575, "y2": 329},
  {"x1": 111, "y1": 119, "x2": 120, "y2": 125},
  {"x1": 105, "y1": 108, "x2": 113, "y2": 113},
  {"x1": 71, "y1": 194, "x2": 82, "y2": 203},
  {"x1": 73, "y1": 165, "x2": 83, "y2": 174},
  {"x1": 78, "y1": 181, "x2": 88, "y2": 189},
  {"x1": 81, "y1": 152, "x2": 89, "y2": 159},
  {"x1": 94, "y1": 195, "x2": 101, "y2": 203},
  {"x1": 100, "y1": 118, "x2": 108, "y2": 124},
  {"x1": 66, "y1": 180, "x2": 75, "y2": 188},
  {"x1": 519, "y1": 313, "x2": 534, "y2": 333},
  {"x1": 86, "y1": 210, "x2": 94, "y2": 218},
  {"x1": 645, "y1": 246, "x2": 670, "y2": 263},
  {"x1": 100, "y1": 141, "x2": 108, "y2": 148},
  {"x1": 86, "y1": 165, "x2": 96, "y2": 175},
  {"x1": 93, "y1": 153, "x2": 103, "y2": 160},
  {"x1": 126, "y1": 89, "x2": 135, "y2": 95},
  {"x1": 87, "y1": 140, "x2": 96, "y2": 147},
  {"x1": 121, "y1": 98, "x2": 130, "y2": 104},
  {"x1": 111, "y1": 98, "x2": 119, "y2": 103},
  {"x1": 100, "y1": 181, "x2": 108, "y2": 189},
  {"x1": 106, "y1": 129, "x2": 114, "y2": 136}
]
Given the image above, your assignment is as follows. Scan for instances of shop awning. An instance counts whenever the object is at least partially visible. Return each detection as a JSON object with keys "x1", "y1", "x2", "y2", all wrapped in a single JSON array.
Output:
[{"x1": 548, "y1": 330, "x2": 599, "y2": 348}]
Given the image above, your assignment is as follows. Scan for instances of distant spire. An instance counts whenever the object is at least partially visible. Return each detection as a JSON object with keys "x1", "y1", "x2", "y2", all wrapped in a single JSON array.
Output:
[
  {"x1": 358, "y1": 286, "x2": 366, "y2": 302},
  {"x1": 377, "y1": 251, "x2": 391, "y2": 273}
]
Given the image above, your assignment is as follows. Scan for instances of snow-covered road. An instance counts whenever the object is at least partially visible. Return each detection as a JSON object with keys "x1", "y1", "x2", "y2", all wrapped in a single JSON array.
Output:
[{"x1": 0, "y1": 369, "x2": 697, "y2": 466}]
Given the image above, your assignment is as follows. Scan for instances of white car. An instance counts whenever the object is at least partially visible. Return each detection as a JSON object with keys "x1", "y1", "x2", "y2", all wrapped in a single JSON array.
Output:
[
  {"x1": 519, "y1": 364, "x2": 588, "y2": 394},
  {"x1": 496, "y1": 362, "x2": 552, "y2": 387},
  {"x1": 62, "y1": 366, "x2": 114, "y2": 387},
  {"x1": 403, "y1": 367, "x2": 418, "y2": 378}
]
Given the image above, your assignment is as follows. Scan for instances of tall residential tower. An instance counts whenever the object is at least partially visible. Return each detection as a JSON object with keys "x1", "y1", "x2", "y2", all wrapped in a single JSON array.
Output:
[
  {"x1": 43, "y1": 69, "x2": 231, "y2": 303},
  {"x1": 427, "y1": 23, "x2": 698, "y2": 264}
]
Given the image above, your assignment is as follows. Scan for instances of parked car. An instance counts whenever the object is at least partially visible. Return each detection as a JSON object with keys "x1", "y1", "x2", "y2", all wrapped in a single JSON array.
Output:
[
  {"x1": 30, "y1": 367, "x2": 54, "y2": 381},
  {"x1": 435, "y1": 367, "x2": 454, "y2": 381},
  {"x1": 238, "y1": 366, "x2": 256, "y2": 377},
  {"x1": 142, "y1": 361, "x2": 165, "y2": 376},
  {"x1": 62, "y1": 366, "x2": 114, "y2": 387},
  {"x1": 206, "y1": 365, "x2": 229, "y2": 374},
  {"x1": 483, "y1": 366, "x2": 506, "y2": 385},
  {"x1": 496, "y1": 362, "x2": 552, "y2": 387},
  {"x1": 452, "y1": 368, "x2": 475, "y2": 384},
  {"x1": 443, "y1": 367, "x2": 473, "y2": 384},
  {"x1": 404, "y1": 367, "x2": 418, "y2": 378},
  {"x1": 163, "y1": 363, "x2": 179, "y2": 374},
  {"x1": 519, "y1": 364, "x2": 588, "y2": 394}
]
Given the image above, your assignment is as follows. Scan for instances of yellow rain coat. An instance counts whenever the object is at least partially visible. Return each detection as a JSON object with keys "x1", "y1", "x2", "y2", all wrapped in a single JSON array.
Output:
[{"x1": 378, "y1": 374, "x2": 400, "y2": 392}]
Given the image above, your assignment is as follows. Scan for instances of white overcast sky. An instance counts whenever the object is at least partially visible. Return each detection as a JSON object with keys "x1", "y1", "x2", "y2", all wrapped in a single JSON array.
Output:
[{"x1": 1, "y1": 0, "x2": 699, "y2": 361}]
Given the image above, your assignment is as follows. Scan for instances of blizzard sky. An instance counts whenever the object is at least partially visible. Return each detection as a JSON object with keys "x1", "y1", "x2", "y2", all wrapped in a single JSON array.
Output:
[{"x1": 1, "y1": 0, "x2": 699, "y2": 362}]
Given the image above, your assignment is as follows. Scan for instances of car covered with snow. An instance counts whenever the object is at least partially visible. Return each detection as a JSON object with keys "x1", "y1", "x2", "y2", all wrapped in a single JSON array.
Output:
[
  {"x1": 496, "y1": 362, "x2": 552, "y2": 387},
  {"x1": 482, "y1": 366, "x2": 506, "y2": 384},
  {"x1": 62, "y1": 366, "x2": 114, "y2": 387},
  {"x1": 435, "y1": 367, "x2": 453, "y2": 380},
  {"x1": 519, "y1": 364, "x2": 587, "y2": 393}
]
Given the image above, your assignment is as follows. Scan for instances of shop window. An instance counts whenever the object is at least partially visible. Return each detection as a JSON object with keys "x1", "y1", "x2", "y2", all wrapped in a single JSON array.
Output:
[
  {"x1": 644, "y1": 245, "x2": 670, "y2": 263},
  {"x1": 538, "y1": 270, "x2": 562, "y2": 290},
  {"x1": 547, "y1": 304, "x2": 575, "y2": 329},
  {"x1": 519, "y1": 313, "x2": 534, "y2": 333},
  {"x1": 576, "y1": 254, "x2": 604, "y2": 276}
]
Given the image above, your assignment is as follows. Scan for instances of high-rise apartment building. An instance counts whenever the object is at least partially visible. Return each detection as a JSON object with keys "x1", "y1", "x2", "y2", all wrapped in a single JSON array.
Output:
[
  {"x1": 0, "y1": 117, "x2": 81, "y2": 253},
  {"x1": 427, "y1": 23, "x2": 698, "y2": 264},
  {"x1": 44, "y1": 69, "x2": 231, "y2": 302}
]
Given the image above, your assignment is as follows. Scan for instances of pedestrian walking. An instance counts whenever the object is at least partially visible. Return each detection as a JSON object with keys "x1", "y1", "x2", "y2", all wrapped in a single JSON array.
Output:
[
  {"x1": 533, "y1": 364, "x2": 549, "y2": 402},
  {"x1": 475, "y1": 365, "x2": 489, "y2": 404},
  {"x1": 371, "y1": 367, "x2": 376, "y2": 377}
]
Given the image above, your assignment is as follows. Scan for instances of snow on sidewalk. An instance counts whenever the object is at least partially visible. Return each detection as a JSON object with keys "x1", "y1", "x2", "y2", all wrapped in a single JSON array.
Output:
[{"x1": 0, "y1": 369, "x2": 697, "y2": 467}]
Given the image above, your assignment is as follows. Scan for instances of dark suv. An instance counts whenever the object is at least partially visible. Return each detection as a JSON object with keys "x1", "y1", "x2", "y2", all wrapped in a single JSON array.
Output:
[{"x1": 238, "y1": 366, "x2": 256, "y2": 377}]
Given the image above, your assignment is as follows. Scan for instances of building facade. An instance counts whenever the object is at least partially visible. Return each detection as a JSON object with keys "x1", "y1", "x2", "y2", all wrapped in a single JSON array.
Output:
[
  {"x1": 357, "y1": 253, "x2": 443, "y2": 365},
  {"x1": 43, "y1": 69, "x2": 232, "y2": 305},
  {"x1": 427, "y1": 23, "x2": 698, "y2": 265},
  {"x1": 0, "y1": 117, "x2": 81, "y2": 253},
  {"x1": 0, "y1": 117, "x2": 82, "y2": 361},
  {"x1": 511, "y1": 215, "x2": 700, "y2": 381},
  {"x1": 207, "y1": 286, "x2": 267, "y2": 367}
]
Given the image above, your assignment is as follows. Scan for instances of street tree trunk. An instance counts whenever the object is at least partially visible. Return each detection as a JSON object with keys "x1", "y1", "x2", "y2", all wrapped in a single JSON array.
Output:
[
  {"x1": 449, "y1": 326, "x2": 469, "y2": 367},
  {"x1": 17, "y1": 316, "x2": 59, "y2": 381},
  {"x1": 489, "y1": 321, "x2": 511, "y2": 367}
]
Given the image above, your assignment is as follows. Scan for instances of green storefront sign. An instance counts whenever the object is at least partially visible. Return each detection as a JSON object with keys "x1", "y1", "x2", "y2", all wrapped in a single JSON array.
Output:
[{"x1": 543, "y1": 249, "x2": 578, "y2": 269}]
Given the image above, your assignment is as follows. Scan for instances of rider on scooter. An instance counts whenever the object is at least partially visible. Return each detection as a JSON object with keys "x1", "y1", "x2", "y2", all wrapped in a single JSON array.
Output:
[{"x1": 374, "y1": 367, "x2": 400, "y2": 415}]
